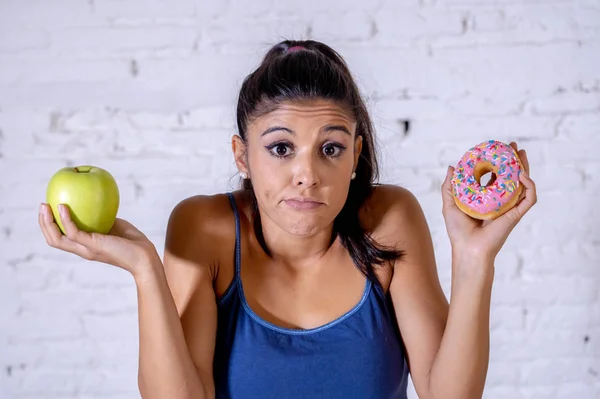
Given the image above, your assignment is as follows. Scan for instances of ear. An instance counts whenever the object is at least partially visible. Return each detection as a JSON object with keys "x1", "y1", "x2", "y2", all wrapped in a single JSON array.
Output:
[
  {"x1": 353, "y1": 134, "x2": 363, "y2": 171},
  {"x1": 232, "y1": 135, "x2": 249, "y2": 174}
]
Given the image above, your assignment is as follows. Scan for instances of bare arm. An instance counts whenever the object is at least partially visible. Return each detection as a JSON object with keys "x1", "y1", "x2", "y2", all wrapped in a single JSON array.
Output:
[
  {"x1": 137, "y1": 196, "x2": 220, "y2": 399},
  {"x1": 374, "y1": 186, "x2": 490, "y2": 399},
  {"x1": 382, "y1": 149, "x2": 536, "y2": 399},
  {"x1": 426, "y1": 256, "x2": 494, "y2": 399},
  {"x1": 135, "y1": 258, "x2": 210, "y2": 399},
  {"x1": 427, "y1": 147, "x2": 535, "y2": 398},
  {"x1": 390, "y1": 209, "x2": 493, "y2": 399}
]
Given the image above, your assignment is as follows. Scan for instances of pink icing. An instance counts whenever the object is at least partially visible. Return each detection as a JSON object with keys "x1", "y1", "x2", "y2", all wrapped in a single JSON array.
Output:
[{"x1": 451, "y1": 140, "x2": 521, "y2": 215}]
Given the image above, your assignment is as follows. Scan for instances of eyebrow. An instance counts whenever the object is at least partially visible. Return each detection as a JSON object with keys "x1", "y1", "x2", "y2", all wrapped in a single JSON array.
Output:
[{"x1": 261, "y1": 124, "x2": 352, "y2": 137}]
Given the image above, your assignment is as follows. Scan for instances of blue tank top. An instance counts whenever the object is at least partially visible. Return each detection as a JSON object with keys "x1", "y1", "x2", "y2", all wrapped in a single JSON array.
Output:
[{"x1": 213, "y1": 193, "x2": 410, "y2": 398}]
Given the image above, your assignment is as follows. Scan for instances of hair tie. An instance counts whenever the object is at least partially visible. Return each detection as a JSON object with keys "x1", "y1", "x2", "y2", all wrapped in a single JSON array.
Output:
[{"x1": 287, "y1": 45, "x2": 306, "y2": 52}]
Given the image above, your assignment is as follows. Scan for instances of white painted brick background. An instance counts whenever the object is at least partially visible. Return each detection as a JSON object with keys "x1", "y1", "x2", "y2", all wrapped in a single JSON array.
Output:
[{"x1": 0, "y1": 0, "x2": 598, "y2": 398}]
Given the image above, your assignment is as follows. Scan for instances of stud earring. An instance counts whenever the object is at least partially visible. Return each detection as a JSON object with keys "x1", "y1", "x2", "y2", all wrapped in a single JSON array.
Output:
[
  {"x1": 240, "y1": 172, "x2": 248, "y2": 179},
  {"x1": 351, "y1": 172, "x2": 356, "y2": 180}
]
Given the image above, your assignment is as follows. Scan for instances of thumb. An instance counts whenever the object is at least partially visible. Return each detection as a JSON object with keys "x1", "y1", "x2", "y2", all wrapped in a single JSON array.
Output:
[{"x1": 109, "y1": 218, "x2": 146, "y2": 239}]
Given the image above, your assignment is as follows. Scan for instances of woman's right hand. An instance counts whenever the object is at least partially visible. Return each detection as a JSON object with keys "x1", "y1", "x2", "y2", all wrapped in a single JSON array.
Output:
[{"x1": 38, "y1": 203, "x2": 160, "y2": 277}]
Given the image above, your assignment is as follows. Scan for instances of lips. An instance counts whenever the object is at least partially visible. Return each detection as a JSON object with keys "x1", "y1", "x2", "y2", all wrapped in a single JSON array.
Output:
[{"x1": 283, "y1": 197, "x2": 324, "y2": 211}]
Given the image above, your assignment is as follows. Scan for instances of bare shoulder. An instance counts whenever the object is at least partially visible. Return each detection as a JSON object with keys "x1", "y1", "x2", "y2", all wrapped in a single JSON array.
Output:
[
  {"x1": 166, "y1": 192, "x2": 238, "y2": 243},
  {"x1": 163, "y1": 191, "x2": 243, "y2": 297},
  {"x1": 166, "y1": 193, "x2": 236, "y2": 257},
  {"x1": 360, "y1": 183, "x2": 427, "y2": 249}
]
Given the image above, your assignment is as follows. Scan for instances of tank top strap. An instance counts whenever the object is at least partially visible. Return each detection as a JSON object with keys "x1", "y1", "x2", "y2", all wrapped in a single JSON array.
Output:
[
  {"x1": 369, "y1": 271, "x2": 398, "y2": 315},
  {"x1": 369, "y1": 273, "x2": 389, "y2": 302},
  {"x1": 226, "y1": 192, "x2": 242, "y2": 277}
]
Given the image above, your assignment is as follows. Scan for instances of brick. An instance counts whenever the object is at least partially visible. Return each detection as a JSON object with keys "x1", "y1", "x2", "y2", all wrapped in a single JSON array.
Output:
[
  {"x1": 486, "y1": 361, "x2": 520, "y2": 387},
  {"x1": 442, "y1": 0, "x2": 575, "y2": 5},
  {"x1": 0, "y1": 59, "x2": 130, "y2": 86},
  {"x1": 312, "y1": 11, "x2": 373, "y2": 41},
  {"x1": 11, "y1": 256, "x2": 72, "y2": 292},
  {"x1": 529, "y1": 305, "x2": 594, "y2": 330},
  {"x1": 51, "y1": 26, "x2": 199, "y2": 54},
  {"x1": 70, "y1": 264, "x2": 133, "y2": 289},
  {"x1": 93, "y1": 0, "x2": 198, "y2": 19},
  {"x1": 490, "y1": 306, "x2": 525, "y2": 330},
  {"x1": 6, "y1": 312, "x2": 84, "y2": 342},
  {"x1": 0, "y1": 30, "x2": 51, "y2": 53},
  {"x1": 436, "y1": 4, "x2": 600, "y2": 46},
  {"x1": 558, "y1": 113, "x2": 600, "y2": 139},
  {"x1": 0, "y1": 0, "x2": 100, "y2": 30},
  {"x1": 18, "y1": 369, "x2": 91, "y2": 395},
  {"x1": 80, "y1": 313, "x2": 138, "y2": 341},
  {"x1": 482, "y1": 386, "x2": 521, "y2": 399},
  {"x1": 127, "y1": 106, "x2": 233, "y2": 130},
  {"x1": 522, "y1": 358, "x2": 596, "y2": 385},
  {"x1": 273, "y1": 0, "x2": 387, "y2": 13},
  {"x1": 432, "y1": 42, "x2": 600, "y2": 99},
  {"x1": 203, "y1": 17, "x2": 307, "y2": 46},
  {"x1": 375, "y1": 9, "x2": 466, "y2": 44},
  {"x1": 19, "y1": 287, "x2": 137, "y2": 316},
  {"x1": 556, "y1": 383, "x2": 599, "y2": 398}
]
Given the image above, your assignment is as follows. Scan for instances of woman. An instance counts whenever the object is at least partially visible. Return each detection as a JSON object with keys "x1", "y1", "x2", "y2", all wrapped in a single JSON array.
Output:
[{"x1": 38, "y1": 40, "x2": 537, "y2": 399}]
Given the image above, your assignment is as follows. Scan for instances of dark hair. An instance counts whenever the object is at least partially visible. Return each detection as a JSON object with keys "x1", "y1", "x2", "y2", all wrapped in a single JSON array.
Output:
[{"x1": 235, "y1": 39, "x2": 404, "y2": 286}]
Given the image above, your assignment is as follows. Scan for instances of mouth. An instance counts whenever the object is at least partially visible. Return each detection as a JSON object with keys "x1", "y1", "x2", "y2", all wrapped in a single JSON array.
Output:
[{"x1": 283, "y1": 197, "x2": 325, "y2": 211}]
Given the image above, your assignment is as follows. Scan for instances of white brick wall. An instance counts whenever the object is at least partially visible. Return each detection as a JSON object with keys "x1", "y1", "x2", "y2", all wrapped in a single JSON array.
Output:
[{"x1": 0, "y1": 0, "x2": 598, "y2": 398}]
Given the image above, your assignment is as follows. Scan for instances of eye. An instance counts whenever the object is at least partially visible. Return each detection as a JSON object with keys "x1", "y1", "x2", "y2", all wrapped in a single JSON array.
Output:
[
  {"x1": 266, "y1": 142, "x2": 293, "y2": 158},
  {"x1": 322, "y1": 143, "x2": 345, "y2": 158}
]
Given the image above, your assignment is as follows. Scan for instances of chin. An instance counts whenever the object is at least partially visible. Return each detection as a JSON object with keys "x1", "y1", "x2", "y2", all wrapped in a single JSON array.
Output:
[
  {"x1": 289, "y1": 215, "x2": 335, "y2": 237},
  {"x1": 287, "y1": 225, "x2": 320, "y2": 236}
]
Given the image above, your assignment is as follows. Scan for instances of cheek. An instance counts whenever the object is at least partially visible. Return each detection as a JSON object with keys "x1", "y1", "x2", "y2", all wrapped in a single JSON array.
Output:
[
  {"x1": 330, "y1": 180, "x2": 351, "y2": 211},
  {"x1": 247, "y1": 151, "x2": 286, "y2": 201}
]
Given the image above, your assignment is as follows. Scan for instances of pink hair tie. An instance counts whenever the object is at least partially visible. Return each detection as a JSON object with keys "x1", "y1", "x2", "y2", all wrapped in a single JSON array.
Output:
[{"x1": 288, "y1": 45, "x2": 306, "y2": 52}]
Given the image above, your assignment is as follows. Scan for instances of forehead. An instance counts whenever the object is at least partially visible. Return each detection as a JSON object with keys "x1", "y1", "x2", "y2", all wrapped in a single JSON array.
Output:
[{"x1": 254, "y1": 99, "x2": 355, "y2": 125}]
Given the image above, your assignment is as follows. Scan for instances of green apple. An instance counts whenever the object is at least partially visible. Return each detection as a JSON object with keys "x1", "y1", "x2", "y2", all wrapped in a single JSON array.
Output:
[{"x1": 46, "y1": 165, "x2": 120, "y2": 234}]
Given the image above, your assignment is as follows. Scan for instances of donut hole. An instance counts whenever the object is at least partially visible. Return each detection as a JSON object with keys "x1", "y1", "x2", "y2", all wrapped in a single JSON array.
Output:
[
  {"x1": 474, "y1": 161, "x2": 497, "y2": 187},
  {"x1": 480, "y1": 171, "x2": 497, "y2": 187}
]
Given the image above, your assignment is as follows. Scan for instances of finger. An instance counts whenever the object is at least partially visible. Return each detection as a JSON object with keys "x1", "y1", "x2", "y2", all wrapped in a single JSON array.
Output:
[
  {"x1": 58, "y1": 204, "x2": 104, "y2": 253},
  {"x1": 39, "y1": 204, "x2": 67, "y2": 247},
  {"x1": 40, "y1": 204, "x2": 95, "y2": 258},
  {"x1": 516, "y1": 170, "x2": 537, "y2": 214},
  {"x1": 509, "y1": 141, "x2": 518, "y2": 152},
  {"x1": 498, "y1": 170, "x2": 537, "y2": 226},
  {"x1": 109, "y1": 218, "x2": 145, "y2": 240},
  {"x1": 518, "y1": 149, "x2": 530, "y2": 176},
  {"x1": 38, "y1": 208, "x2": 56, "y2": 247},
  {"x1": 441, "y1": 165, "x2": 456, "y2": 212}
]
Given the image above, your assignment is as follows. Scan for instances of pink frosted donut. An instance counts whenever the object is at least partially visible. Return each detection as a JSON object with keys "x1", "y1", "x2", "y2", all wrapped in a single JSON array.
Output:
[{"x1": 451, "y1": 140, "x2": 523, "y2": 220}]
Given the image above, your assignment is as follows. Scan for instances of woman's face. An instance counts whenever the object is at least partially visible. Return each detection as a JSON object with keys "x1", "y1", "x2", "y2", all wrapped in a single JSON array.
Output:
[{"x1": 233, "y1": 99, "x2": 362, "y2": 237}]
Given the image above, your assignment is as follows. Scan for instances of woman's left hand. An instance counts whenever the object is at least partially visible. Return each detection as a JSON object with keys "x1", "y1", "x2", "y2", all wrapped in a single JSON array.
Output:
[{"x1": 441, "y1": 142, "x2": 538, "y2": 263}]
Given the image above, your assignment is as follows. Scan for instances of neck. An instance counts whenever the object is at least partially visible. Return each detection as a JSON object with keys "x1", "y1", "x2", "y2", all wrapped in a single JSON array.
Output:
[{"x1": 257, "y1": 214, "x2": 337, "y2": 270}]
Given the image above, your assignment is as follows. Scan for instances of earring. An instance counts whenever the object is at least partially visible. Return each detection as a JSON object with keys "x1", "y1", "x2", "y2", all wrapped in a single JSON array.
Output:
[
  {"x1": 240, "y1": 172, "x2": 248, "y2": 179},
  {"x1": 351, "y1": 172, "x2": 356, "y2": 180}
]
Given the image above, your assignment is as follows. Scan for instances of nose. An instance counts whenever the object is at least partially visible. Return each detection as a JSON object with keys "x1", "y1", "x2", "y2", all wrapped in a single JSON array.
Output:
[{"x1": 292, "y1": 153, "x2": 320, "y2": 188}]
